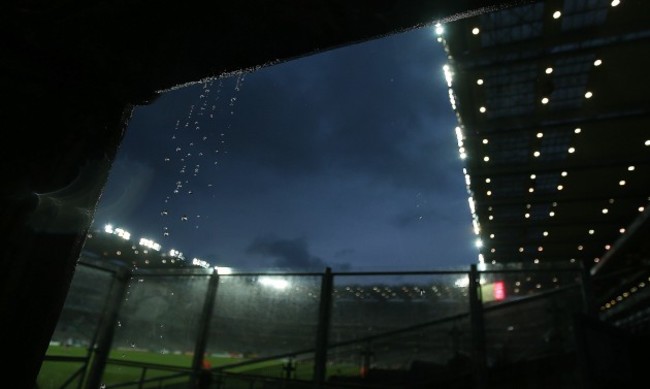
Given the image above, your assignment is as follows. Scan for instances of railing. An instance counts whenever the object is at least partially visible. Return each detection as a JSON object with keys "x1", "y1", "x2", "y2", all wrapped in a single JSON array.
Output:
[{"x1": 39, "y1": 260, "x2": 595, "y2": 389}]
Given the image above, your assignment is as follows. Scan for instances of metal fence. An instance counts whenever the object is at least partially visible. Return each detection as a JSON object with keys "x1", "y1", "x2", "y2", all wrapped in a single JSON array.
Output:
[{"x1": 38, "y1": 256, "x2": 592, "y2": 389}]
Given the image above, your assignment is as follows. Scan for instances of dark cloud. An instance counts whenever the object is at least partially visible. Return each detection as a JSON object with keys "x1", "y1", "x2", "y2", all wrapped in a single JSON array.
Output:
[
  {"x1": 333, "y1": 248, "x2": 355, "y2": 258},
  {"x1": 92, "y1": 26, "x2": 478, "y2": 271},
  {"x1": 390, "y1": 208, "x2": 453, "y2": 228},
  {"x1": 220, "y1": 28, "x2": 458, "y2": 192},
  {"x1": 246, "y1": 235, "x2": 328, "y2": 270}
]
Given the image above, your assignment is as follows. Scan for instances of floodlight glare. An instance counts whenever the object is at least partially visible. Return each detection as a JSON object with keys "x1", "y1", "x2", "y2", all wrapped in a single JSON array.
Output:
[
  {"x1": 215, "y1": 266, "x2": 233, "y2": 275},
  {"x1": 259, "y1": 277, "x2": 290, "y2": 290}
]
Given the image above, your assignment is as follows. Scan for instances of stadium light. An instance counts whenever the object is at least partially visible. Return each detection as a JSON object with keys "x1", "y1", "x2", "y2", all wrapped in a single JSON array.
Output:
[
  {"x1": 443, "y1": 64, "x2": 453, "y2": 87},
  {"x1": 215, "y1": 266, "x2": 233, "y2": 275},
  {"x1": 104, "y1": 224, "x2": 131, "y2": 240},
  {"x1": 192, "y1": 258, "x2": 210, "y2": 268},
  {"x1": 454, "y1": 276, "x2": 469, "y2": 288},
  {"x1": 258, "y1": 277, "x2": 290, "y2": 290},
  {"x1": 435, "y1": 23, "x2": 444, "y2": 36},
  {"x1": 169, "y1": 249, "x2": 185, "y2": 260},
  {"x1": 139, "y1": 238, "x2": 161, "y2": 251}
]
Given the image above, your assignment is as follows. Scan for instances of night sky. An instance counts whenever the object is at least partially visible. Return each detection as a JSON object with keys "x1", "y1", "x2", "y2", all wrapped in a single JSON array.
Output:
[{"x1": 92, "y1": 26, "x2": 478, "y2": 272}]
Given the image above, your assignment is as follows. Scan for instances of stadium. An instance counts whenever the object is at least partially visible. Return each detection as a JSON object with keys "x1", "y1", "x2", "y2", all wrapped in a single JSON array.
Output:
[{"x1": 3, "y1": 0, "x2": 649, "y2": 388}]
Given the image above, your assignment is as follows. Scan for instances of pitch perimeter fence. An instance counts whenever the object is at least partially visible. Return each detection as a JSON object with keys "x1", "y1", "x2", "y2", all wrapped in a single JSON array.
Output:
[{"x1": 38, "y1": 255, "x2": 594, "y2": 389}]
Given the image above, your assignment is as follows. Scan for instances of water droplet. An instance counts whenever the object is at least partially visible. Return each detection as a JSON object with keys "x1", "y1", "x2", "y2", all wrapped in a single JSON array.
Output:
[
  {"x1": 202, "y1": 136, "x2": 208, "y2": 141},
  {"x1": 131, "y1": 342, "x2": 136, "y2": 348},
  {"x1": 163, "y1": 232, "x2": 169, "y2": 237},
  {"x1": 117, "y1": 321, "x2": 122, "y2": 327},
  {"x1": 188, "y1": 190, "x2": 193, "y2": 194},
  {"x1": 181, "y1": 215, "x2": 188, "y2": 221},
  {"x1": 161, "y1": 210, "x2": 168, "y2": 216},
  {"x1": 164, "y1": 157, "x2": 170, "y2": 162},
  {"x1": 175, "y1": 147, "x2": 181, "y2": 152}
]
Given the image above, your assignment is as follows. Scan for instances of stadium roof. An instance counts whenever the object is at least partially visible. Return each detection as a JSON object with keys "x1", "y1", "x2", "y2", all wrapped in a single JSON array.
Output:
[{"x1": 437, "y1": 0, "x2": 650, "y2": 316}]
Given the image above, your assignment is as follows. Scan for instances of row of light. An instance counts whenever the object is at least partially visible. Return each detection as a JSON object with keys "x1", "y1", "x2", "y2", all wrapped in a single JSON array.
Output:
[
  {"x1": 437, "y1": 23, "x2": 480, "y2": 253},
  {"x1": 484, "y1": 170, "x2": 571, "y2": 202},
  {"x1": 467, "y1": 0, "x2": 622, "y2": 37},
  {"x1": 481, "y1": 124, "x2": 583, "y2": 211},
  {"x1": 102, "y1": 224, "x2": 223, "y2": 268},
  {"x1": 139, "y1": 238, "x2": 161, "y2": 252},
  {"x1": 512, "y1": 276, "x2": 562, "y2": 294},
  {"x1": 335, "y1": 283, "x2": 465, "y2": 299},
  {"x1": 435, "y1": 16, "x2": 617, "y2": 265},
  {"x1": 447, "y1": 1, "x2": 626, "y2": 268},
  {"x1": 476, "y1": 59, "x2": 602, "y2": 114},
  {"x1": 601, "y1": 277, "x2": 647, "y2": 312},
  {"x1": 125, "y1": 272, "x2": 469, "y2": 298},
  {"x1": 101, "y1": 225, "x2": 246, "y2": 273},
  {"x1": 104, "y1": 224, "x2": 131, "y2": 240},
  {"x1": 481, "y1": 106, "x2": 642, "y2": 236},
  {"x1": 481, "y1": 160, "x2": 644, "y2": 264},
  {"x1": 485, "y1": 197, "x2": 646, "y2": 265}
]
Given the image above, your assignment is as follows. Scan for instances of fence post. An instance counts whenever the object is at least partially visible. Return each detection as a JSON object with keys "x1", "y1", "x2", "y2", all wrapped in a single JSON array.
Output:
[
  {"x1": 469, "y1": 264, "x2": 488, "y2": 389},
  {"x1": 84, "y1": 267, "x2": 130, "y2": 389},
  {"x1": 313, "y1": 267, "x2": 333, "y2": 388},
  {"x1": 190, "y1": 269, "x2": 220, "y2": 388}
]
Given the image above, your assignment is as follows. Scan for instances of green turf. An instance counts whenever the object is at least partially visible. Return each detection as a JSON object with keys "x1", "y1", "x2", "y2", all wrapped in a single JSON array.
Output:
[{"x1": 38, "y1": 346, "x2": 363, "y2": 388}]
